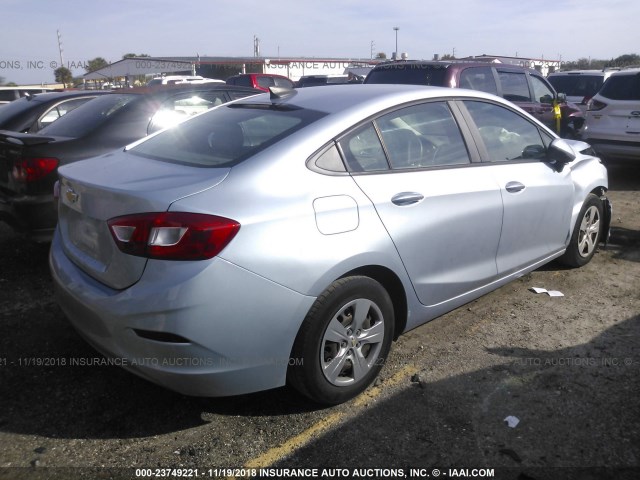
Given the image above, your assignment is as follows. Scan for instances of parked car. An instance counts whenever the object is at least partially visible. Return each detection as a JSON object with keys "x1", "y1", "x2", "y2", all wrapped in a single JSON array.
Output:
[
  {"x1": 50, "y1": 84, "x2": 609, "y2": 405},
  {"x1": 297, "y1": 75, "x2": 352, "y2": 87},
  {"x1": 0, "y1": 84, "x2": 260, "y2": 240},
  {"x1": 581, "y1": 68, "x2": 640, "y2": 162},
  {"x1": 146, "y1": 75, "x2": 224, "y2": 86},
  {"x1": 547, "y1": 70, "x2": 617, "y2": 113},
  {"x1": 226, "y1": 73, "x2": 294, "y2": 92},
  {"x1": 0, "y1": 90, "x2": 110, "y2": 133},
  {"x1": 365, "y1": 60, "x2": 584, "y2": 137},
  {"x1": 0, "y1": 86, "x2": 54, "y2": 106}
]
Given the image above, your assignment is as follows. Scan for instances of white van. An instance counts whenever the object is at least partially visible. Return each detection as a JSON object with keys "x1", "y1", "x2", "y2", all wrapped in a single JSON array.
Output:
[
  {"x1": 146, "y1": 75, "x2": 223, "y2": 87},
  {"x1": 0, "y1": 86, "x2": 54, "y2": 105}
]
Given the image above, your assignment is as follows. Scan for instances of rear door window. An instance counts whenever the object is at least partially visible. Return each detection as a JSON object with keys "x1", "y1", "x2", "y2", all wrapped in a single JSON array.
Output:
[
  {"x1": 375, "y1": 102, "x2": 470, "y2": 168},
  {"x1": 459, "y1": 67, "x2": 498, "y2": 95},
  {"x1": 35, "y1": 97, "x2": 95, "y2": 131},
  {"x1": 498, "y1": 71, "x2": 531, "y2": 102}
]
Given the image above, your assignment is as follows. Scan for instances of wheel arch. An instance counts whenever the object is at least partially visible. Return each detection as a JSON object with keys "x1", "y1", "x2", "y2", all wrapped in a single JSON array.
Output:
[
  {"x1": 590, "y1": 185, "x2": 611, "y2": 246},
  {"x1": 339, "y1": 265, "x2": 408, "y2": 340}
]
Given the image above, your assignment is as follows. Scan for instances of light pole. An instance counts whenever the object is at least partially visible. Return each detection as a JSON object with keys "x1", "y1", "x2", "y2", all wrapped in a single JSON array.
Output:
[{"x1": 393, "y1": 27, "x2": 399, "y2": 59}]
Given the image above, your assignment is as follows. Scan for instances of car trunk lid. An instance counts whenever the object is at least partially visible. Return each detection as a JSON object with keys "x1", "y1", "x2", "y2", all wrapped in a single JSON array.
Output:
[
  {"x1": 0, "y1": 131, "x2": 59, "y2": 193},
  {"x1": 57, "y1": 151, "x2": 230, "y2": 290}
]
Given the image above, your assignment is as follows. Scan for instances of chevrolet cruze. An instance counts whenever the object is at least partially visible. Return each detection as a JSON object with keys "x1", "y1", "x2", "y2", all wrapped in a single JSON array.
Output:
[{"x1": 50, "y1": 84, "x2": 610, "y2": 405}]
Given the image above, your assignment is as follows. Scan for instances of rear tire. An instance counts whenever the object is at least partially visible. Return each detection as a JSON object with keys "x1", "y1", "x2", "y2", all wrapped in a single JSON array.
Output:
[
  {"x1": 288, "y1": 276, "x2": 394, "y2": 405},
  {"x1": 558, "y1": 193, "x2": 603, "y2": 267}
]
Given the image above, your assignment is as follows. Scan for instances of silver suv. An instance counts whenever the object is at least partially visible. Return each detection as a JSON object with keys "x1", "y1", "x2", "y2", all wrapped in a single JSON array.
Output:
[
  {"x1": 547, "y1": 70, "x2": 616, "y2": 114},
  {"x1": 581, "y1": 68, "x2": 640, "y2": 162}
]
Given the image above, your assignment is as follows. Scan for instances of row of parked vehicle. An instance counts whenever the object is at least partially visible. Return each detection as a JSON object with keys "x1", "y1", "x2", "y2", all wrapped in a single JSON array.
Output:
[
  {"x1": 0, "y1": 83, "x2": 262, "y2": 240},
  {"x1": 547, "y1": 68, "x2": 640, "y2": 163},
  {"x1": 0, "y1": 61, "x2": 618, "y2": 405},
  {"x1": 228, "y1": 62, "x2": 640, "y2": 165},
  {"x1": 2, "y1": 63, "x2": 635, "y2": 243}
]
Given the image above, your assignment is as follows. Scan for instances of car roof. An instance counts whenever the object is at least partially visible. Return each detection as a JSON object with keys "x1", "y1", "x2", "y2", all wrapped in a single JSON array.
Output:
[
  {"x1": 231, "y1": 73, "x2": 290, "y2": 78},
  {"x1": 135, "y1": 84, "x2": 261, "y2": 95},
  {"x1": 370, "y1": 59, "x2": 542, "y2": 74},
  {"x1": 238, "y1": 83, "x2": 504, "y2": 118},
  {"x1": 549, "y1": 70, "x2": 606, "y2": 76},
  {"x1": 21, "y1": 90, "x2": 112, "y2": 103},
  {"x1": 0, "y1": 86, "x2": 54, "y2": 91},
  {"x1": 607, "y1": 68, "x2": 640, "y2": 76}
]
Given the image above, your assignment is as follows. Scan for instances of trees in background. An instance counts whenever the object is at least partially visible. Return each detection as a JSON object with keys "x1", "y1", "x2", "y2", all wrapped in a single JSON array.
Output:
[{"x1": 562, "y1": 53, "x2": 640, "y2": 70}]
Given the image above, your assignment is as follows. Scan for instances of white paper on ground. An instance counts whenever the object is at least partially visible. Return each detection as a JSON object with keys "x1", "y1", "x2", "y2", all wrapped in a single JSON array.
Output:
[
  {"x1": 504, "y1": 415, "x2": 520, "y2": 428},
  {"x1": 529, "y1": 287, "x2": 564, "y2": 297}
]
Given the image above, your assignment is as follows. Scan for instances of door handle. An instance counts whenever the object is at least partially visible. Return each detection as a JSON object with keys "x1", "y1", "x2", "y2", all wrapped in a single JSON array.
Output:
[
  {"x1": 391, "y1": 192, "x2": 424, "y2": 206},
  {"x1": 505, "y1": 181, "x2": 526, "y2": 193}
]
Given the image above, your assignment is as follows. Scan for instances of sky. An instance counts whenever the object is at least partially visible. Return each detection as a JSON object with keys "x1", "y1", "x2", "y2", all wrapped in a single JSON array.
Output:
[{"x1": 2, "y1": 0, "x2": 639, "y2": 85}]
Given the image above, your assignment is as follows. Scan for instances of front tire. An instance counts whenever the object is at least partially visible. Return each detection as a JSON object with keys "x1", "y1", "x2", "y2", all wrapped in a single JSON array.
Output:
[
  {"x1": 558, "y1": 193, "x2": 603, "y2": 267},
  {"x1": 288, "y1": 276, "x2": 394, "y2": 405}
]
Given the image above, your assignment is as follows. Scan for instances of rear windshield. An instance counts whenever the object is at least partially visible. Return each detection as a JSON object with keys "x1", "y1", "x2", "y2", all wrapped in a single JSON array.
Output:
[
  {"x1": 38, "y1": 94, "x2": 139, "y2": 137},
  {"x1": 129, "y1": 103, "x2": 327, "y2": 167},
  {"x1": 547, "y1": 75, "x2": 604, "y2": 97},
  {"x1": 599, "y1": 73, "x2": 640, "y2": 100},
  {"x1": 0, "y1": 96, "x2": 43, "y2": 124},
  {"x1": 365, "y1": 64, "x2": 449, "y2": 86}
]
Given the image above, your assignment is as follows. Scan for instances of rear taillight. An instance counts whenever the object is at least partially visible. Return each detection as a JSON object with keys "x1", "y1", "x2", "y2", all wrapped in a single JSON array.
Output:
[
  {"x1": 587, "y1": 99, "x2": 607, "y2": 112},
  {"x1": 108, "y1": 212, "x2": 240, "y2": 261},
  {"x1": 12, "y1": 157, "x2": 59, "y2": 182}
]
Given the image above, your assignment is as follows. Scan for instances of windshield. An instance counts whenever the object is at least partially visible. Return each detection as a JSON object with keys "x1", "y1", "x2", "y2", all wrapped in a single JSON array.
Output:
[
  {"x1": 547, "y1": 75, "x2": 604, "y2": 97},
  {"x1": 38, "y1": 94, "x2": 139, "y2": 137},
  {"x1": 130, "y1": 103, "x2": 327, "y2": 168}
]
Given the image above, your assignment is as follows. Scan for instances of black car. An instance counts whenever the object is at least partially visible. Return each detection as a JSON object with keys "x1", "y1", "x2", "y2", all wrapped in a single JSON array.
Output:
[
  {"x1": 0, "y1": 90, "x2": 111, "y2": 133},
  {"x1": 296, "y1": 75, "x2": 354, "y2": 87},
  {"x1": 0, "y1": 84, "x2": 261, "y2": 240}
]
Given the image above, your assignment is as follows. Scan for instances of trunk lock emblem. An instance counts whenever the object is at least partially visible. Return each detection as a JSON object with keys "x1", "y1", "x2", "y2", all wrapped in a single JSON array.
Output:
[{"x1": 65, "y1": 187, "x2": 79, "y2": 204}]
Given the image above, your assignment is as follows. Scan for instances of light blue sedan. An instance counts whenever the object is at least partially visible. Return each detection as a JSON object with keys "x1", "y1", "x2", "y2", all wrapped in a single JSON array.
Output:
[{"x1": 50, "y1": 84, "x2": 610, "y2": 405}]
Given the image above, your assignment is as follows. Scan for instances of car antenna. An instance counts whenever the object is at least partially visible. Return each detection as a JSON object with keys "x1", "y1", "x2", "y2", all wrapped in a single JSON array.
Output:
[{"x1": 269, "y1": 86, "x2": 296, "y2": 102}]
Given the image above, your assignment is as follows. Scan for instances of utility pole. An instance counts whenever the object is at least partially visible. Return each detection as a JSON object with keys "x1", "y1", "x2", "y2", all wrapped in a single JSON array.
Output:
[
  {"x1": 393, "y1": 27, "x2": 399, "y2": 60},
  {"x1": 57, "y1": 29, "x2": 64, "y2": 69},
  {"x1": 370, "y1": 41, "x2": 375, "y2": 60},
  {"x1": 253, "y1": 35, "x2": 260, "y2": 57}
]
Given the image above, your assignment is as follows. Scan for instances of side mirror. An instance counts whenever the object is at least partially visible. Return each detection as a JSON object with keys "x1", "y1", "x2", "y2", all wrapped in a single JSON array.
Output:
[
  {"x1": 547, "y1": 138, "x2": 575, "y2": 170},
  {"x1": 522, "y1": 144, "x2": 546, "y2": 159},
  {"x1": 540, "y1": 94, "x2": 553, "y2": 105}
]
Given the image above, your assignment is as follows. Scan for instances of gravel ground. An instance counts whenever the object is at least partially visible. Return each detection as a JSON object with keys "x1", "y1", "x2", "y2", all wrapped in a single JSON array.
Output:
[{"x1": 0, "y1": 164, "x2": 638, "y2": 480}]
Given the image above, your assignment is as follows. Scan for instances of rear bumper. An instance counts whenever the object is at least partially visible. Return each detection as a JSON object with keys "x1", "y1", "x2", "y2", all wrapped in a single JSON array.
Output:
[
  {"x1": 49, "y1": 230, "x2": 316, "y2": 397},
  {"x1": 583, "y1": 138, "x2": 640, "y2": 161},
  {"x1": 0, "y1": 191, "x2": 56, "y2": 240}
]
